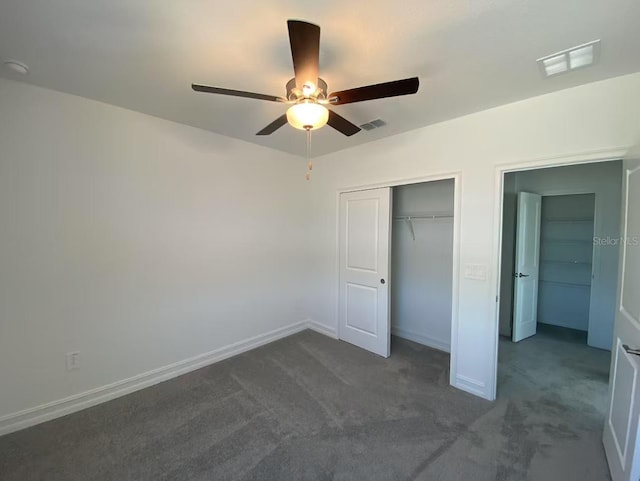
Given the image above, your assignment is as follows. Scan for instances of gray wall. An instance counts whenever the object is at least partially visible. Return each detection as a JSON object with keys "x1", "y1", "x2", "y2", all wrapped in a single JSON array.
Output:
[
  {"x1": 499, "y1": 174, "x2": 518, "y2": 336},
  {"x1": 499, "y1": 160, "x2": 622, "y2": 350},
  {"x1": 538, "y1": 194, "x2": 595, "y2": 331},
  {"x1": 391, "y1": 180, "x2": 454, "y2": 352}
]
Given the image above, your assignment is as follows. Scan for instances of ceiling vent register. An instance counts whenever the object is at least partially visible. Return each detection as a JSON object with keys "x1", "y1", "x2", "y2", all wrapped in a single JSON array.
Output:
[{"x1": 360, "y1": 119, "x2": 387, "y2": 131}]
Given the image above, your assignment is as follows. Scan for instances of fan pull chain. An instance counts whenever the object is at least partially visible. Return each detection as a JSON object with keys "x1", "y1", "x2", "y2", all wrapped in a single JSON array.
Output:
[{"x1": 306, "y1": 127, "x2": 312, "y2": 180}]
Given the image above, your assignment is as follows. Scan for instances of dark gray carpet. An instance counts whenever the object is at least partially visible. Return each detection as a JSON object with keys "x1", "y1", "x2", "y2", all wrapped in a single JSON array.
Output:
[{"x1": 0, "y1": 327, "x2": 611, "y2": 480}]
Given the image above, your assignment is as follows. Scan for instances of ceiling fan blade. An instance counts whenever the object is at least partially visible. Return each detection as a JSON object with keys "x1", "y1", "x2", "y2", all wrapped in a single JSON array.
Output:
[
  {"x1": 256, "y1": 114, "x2": 288, "y2": 135},
  {"x1": 327, "y1": 110, "x2": 361, "y2": 137},
  {"x1": 329, "y1": 77, "x2": 419, "y2": 105},
  {"x1": 192, "y1": 84, "x2": 285, "y2": 102},
  {"x1": 287, "y1": 20, "x2": 320, "y2": 91}
]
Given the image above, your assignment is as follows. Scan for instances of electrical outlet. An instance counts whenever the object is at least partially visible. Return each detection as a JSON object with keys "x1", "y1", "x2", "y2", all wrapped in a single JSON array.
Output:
[{"x1": 66, "y1": 351, "x2": 80, "y2": 371}]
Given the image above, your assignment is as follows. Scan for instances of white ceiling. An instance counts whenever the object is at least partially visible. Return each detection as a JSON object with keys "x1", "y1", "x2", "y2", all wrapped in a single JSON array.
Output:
[{"x1": 2, "y1": 0, "x2": 640, "y2": 157}]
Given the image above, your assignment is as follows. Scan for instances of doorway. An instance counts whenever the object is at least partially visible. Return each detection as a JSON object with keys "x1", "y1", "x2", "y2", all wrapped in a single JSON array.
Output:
[
  {"x1": 498, "y1": 161, "x2": 622, "y2": 350},
  {"x1": 337, "y1": 175, "x2": 459, "y2": 360},
  {"x1": 538, "y1": 194, "x2": 595, "y2": 335},
  {"x1": 496, "y1": 160, "x2": 622, "y2": 399}
]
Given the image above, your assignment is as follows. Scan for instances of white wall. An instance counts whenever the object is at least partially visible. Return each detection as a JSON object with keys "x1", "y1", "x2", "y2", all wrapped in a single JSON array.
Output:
[
  {"x1": 0, "y1": 78, "x2": 309, "y2": 431},
  {"x1": 308, "y1": 72, "x2": 640, "y2": 400},
  {"x1": 512, "y1": 162, "x2": 622, "y2": 349},
  {"x1": 391, "y1": 180, "x2": 454, "y2": 351}
]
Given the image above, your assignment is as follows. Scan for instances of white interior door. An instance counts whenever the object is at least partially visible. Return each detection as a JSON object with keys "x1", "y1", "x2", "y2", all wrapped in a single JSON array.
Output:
[
  {"x1": 603, "y1": 148, "x2": 640, "y2": 481},
  {"x1": 339, "y1": 187, "x2": 391, "y2": 357},
  {"x1": 512, "y1": 192, "x2": 542, "y2": 342}
]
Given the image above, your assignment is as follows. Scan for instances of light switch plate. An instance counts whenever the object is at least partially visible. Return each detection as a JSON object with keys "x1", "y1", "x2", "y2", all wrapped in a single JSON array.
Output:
[
  {"x1": 66, "y1": 351, "x2": 80, "y2": 371},
  {"x1": 464, "y1": 263, "x2": 488, "y2": 281}
]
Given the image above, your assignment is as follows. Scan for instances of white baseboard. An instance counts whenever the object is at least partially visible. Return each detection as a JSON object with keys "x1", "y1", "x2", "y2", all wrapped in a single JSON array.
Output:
[
  {"x1": 455, "y1": 374, "x2": 488, "y2": 398},
  {"x1": 307, "y1": 320, "x2": 339, "y2": 339},
  {"x1": 0, "y1": 320, "x2": 310, "y2": 437},
  {"x1": 391, "y1": 326, "x2": 450, "y2": 353},
  {"x1": 0, "y1": 319, "x2": 485, "y2": 436}
]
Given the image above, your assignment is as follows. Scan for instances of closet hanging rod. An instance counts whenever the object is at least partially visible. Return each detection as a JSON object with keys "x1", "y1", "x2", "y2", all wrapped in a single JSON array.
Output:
[{"x1": 393, "y1": 214, "x2": 454, "y2": 220}]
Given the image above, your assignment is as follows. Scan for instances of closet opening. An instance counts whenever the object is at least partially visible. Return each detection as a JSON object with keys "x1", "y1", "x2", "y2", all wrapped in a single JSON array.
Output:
[
  {"x1": 390, "y1": 179, "x2": 455, "y2": 354},
  {"x1": 537, "y1": 193, "x2": 595, "y2": 340}
]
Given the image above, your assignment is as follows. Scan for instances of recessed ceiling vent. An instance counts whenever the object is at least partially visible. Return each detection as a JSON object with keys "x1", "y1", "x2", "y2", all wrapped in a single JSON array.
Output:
[
  {"x1": 537, "y1": 40, "x2": 600, "y2": 78},
  {"x1": 359, "y1": 119, "x2": 387, "y2": 131}
]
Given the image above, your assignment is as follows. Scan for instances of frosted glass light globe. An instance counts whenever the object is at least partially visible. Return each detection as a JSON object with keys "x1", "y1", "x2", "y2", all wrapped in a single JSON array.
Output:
[{"x1": 286, "y1": 101, "x2": 329, "y2": 130}]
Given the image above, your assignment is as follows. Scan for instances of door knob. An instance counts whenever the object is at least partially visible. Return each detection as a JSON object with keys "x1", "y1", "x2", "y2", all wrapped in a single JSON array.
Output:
[
  {"x1": 623, "y1": 345, "x2": 640, "y2": 356},
  {"x1": 380, "y1": 278, "x2": 386, "y2": 284},
  {"x1": 514, "y1": 273, "x2": 530, "y2": 278}
]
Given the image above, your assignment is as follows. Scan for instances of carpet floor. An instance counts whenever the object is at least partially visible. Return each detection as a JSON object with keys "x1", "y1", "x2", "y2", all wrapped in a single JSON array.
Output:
[{"x1": 0, "y1": 326, "x2": 612, "y2": 480}]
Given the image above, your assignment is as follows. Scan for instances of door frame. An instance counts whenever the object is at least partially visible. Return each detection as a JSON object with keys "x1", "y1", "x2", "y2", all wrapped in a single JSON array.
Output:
[
  {"x1": 490, "y1": 148, "x2": 627, "y2": 400},
  {"x1": 336, "y1": 171, "x2": 461, "y2": 386}
]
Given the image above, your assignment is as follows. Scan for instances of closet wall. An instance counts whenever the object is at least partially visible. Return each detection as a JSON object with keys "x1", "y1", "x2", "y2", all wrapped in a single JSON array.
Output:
[
  {"x1": 391, "y1": 180, "x2": 455, "y2": 352},
  {"x1": 538, "y1": 194, "x2": 595, "y2": 331}
]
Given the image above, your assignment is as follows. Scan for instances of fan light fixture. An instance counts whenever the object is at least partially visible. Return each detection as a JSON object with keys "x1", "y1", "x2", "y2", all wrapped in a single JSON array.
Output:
[
  {"x1": 191, "y1": 20, "x2": 421, "y2": 179},
  {"x1": 286, "y1": 100, "x2": 329, "y2": 130}
]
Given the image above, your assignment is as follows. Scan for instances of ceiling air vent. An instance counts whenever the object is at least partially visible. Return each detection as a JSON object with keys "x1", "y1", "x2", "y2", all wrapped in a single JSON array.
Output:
[
  {"x1": 359, "y1": 119, "x2": 387, "y2": 131},
  {"x1": 537, "y1": 40, "x2": 600, "y2": 77}
]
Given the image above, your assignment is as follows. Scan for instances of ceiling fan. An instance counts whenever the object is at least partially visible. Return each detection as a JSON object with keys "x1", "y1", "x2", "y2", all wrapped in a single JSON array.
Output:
[{"x1": 192, "y1": 20, "x2": 420, "y2": 137}]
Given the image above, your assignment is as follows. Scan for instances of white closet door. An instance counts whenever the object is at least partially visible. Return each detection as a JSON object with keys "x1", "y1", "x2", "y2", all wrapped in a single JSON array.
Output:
[{"x1": 338, "y1": 188, "x2": 391, "y2": 357}]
